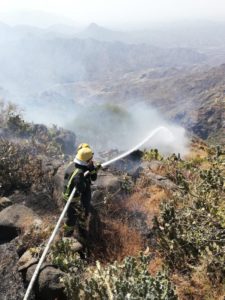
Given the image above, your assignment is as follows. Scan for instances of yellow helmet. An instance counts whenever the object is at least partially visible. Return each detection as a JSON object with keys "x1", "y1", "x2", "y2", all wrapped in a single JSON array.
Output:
[
  {"x1": 77, "y1": 143, "x2": 90, "y2": 151},
  {"x1": 75, "y1": 147, "x2": 93, "y2": 163}
]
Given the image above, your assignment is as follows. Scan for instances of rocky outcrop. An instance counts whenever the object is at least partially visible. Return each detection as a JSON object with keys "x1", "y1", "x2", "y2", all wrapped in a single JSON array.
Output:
[
  {"x1": 0, "y1": 204, "x2": 42, "y2": 243},
  {"x1": 0, "y1": 241, "x2": 25, "y2": 300},
  {"x1": 54, "y1": 131, "x2": 76, "y2": 155},
  {"x1": 94, "y1": 171, "x2": 122, "y2": 194},
  {"x1": 26, "y1": 264, "x2": 66, "y2": 300}
]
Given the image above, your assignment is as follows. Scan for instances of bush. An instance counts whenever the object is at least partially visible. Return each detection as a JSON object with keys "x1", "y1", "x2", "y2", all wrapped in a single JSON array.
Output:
[
  {"x1": 61, "y1": 253, "x2": 177, "y2": 299},
  {"x1": 84, "y1": 255, "x2": 177, "y2": 300},
  {"x1": 152, "y1": 149, "x2": 225, "y2": 282},
  {"x1": 0, "y1": 99, "x2": 18, "y2": 126},
  {"x1": 0, "y1": 139, "x2": 56, "y2": 195},
  {"x1": 143, "y1": 149, "x2": 163, "y2": 161}
]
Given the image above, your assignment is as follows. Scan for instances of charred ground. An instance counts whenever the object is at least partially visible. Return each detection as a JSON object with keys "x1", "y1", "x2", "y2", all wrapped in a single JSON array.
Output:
[{"x1": 0, "y1": 104, "x2": 224, "y2": 299}]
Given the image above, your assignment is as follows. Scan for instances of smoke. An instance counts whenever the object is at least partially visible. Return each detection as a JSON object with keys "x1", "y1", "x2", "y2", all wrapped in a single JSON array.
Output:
[{"x1": 64, "y1": 102, "x2": 189, "y2": 157}]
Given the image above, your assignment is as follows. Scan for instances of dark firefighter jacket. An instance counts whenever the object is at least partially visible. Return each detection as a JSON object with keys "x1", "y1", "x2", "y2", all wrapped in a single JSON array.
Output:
[{"x1": 63, "y1": 162, "x2": 97, "y2": 209}]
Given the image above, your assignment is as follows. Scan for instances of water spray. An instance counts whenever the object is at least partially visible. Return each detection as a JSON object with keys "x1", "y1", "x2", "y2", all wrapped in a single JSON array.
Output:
[
  {"x1": 23, "y1": 126, "x2": 173, "y2": 300},
  {"x1": 101, "y1": 126, "x2": 174, "y2": 167}
]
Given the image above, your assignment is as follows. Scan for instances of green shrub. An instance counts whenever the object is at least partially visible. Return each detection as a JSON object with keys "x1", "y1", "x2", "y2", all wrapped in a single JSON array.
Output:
[
  {"x1": 83, "y1": 255, "x2": 177, "y2": 300},
  {"x1": 7, "y1": 113, "x2": 31, "y2": 136},
  {"x1": 0, "y1": 139, "x2": 57, "y2": 195},
  {"x1": 143, "y1": 149, "x2": 163, "y2": 161},
  {"x1": 152, "y1": 151, "x2": 225, "y2": 281},
  {"x1": 61, "y1": 253, "x2": 177, "y2": 299}
]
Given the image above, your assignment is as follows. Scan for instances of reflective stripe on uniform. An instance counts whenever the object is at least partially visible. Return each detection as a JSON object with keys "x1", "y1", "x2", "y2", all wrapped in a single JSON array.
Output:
[{"x1": 63, "y1": 168, "x2": 80, "y2": 201}]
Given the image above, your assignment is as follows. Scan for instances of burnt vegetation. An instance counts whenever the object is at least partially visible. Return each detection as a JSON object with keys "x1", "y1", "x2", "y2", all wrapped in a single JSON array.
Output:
[{"x1": 0, "y1": 101, "x2": 225, "y2": 299}]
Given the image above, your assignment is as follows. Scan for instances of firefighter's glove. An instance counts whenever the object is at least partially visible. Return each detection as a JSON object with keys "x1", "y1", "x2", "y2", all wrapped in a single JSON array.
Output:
[{"x1": 96, "y1": 163, "x2": 102, "y2": 171}]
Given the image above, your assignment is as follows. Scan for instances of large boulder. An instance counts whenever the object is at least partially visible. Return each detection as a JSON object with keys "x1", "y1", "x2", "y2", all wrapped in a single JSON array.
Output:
[
  {"x1": 26, "y1": 264, "x2": 66, "y2": 300},
  {"x1": 94, "y1": 171, "x2": 122, "y2": 194},
  {"x1": 54, "y1": 131, "x2": 76, "y2": 155},
  {"x1": 0, "y1": 204, "x2": 42, "y2": 243},
  {"x1": 0, "y1": 241, "x2": 25, "y2": 300}
]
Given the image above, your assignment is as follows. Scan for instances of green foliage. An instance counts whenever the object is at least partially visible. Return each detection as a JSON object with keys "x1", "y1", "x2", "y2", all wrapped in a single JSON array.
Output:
[
  {"x1": 103, "y1": 103, "x2": 130, "y2": 119},
  {"x1": 0, "y1": 139, "x2": 57, "y2": 195},
  {"x1": 7, "y1": 113, "x2": 31, "y2": 136},
  {"x1": 61, "y1": 254, "x2": 177, "y2": 299},
  {"x1": 143, "y1": 149, "x2": 163, "y2": 161},
  {"x1": 202, "y1": 244, "x2": 225, "y2": 284},
  {"x1": 50, "y1": 239, "x2": 84, "y2": 273},
  {"x1": 121, "y1": 175, "x2": 134, "y2": 194},
  {"x1": 0, "y1": 139, "x2": 42, "y2": 194},
  {"x1": 50, "y1": 239, "x2": 86, "y2": 299},
  {"x1": 152, "y1": 149, "x2": 225, "y2": 283},
  {"x1": 84, "y1": 255, "x2": 177, "y2": 300}
]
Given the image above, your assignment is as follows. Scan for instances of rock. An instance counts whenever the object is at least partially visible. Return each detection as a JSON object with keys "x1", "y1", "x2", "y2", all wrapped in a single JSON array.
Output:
[
  {"x1": 18, "y1": 249, "x2": 38, "y2": 272},
  {"x1": 94, "y1": 172, "x2": 122, "y2": 194},
  {"x1": 0, "y1": 197, "x2": 12, "y2": 211},
  {"x1": 0, "y1": 240, "x2": 25, "y2": 300},
  {"x1": 0, "y1": 204, "x2": 42, "y2": 243},
  {"x1": 54, "y1": 130, "x2": 76, "y2": 155},
  {"x1": 41, "y1": 157, "x2": 63, "y2": 174},
  {"x1": 62, "y1": 237, "x2": 83, "y2": 252},
  {"x1": 10, "y1": 190, "x2": 59, "y2": 216},
  {"x1": 145, "y1": 171, "x2": 177, "y2": 190},
  {"x1": 26, "y1": 263, "x2": 66, "y2": 300},
  {"x1": 107, "y1": 150, "x2": 143, "y2": 174},
  {"x1": 53, "y1": 165, "x2": 66, "y2": 208}
]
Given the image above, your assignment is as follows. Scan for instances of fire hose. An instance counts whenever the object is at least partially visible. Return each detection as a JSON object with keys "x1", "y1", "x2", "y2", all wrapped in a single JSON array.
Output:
[{"x1": 23, "y1": 126, "x2": 171, "y2": 300}]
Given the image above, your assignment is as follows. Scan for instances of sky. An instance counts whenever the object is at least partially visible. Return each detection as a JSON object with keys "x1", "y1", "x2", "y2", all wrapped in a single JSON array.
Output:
[{"x1": 0, "y1": 0, "x2": 225, "y2": 28}]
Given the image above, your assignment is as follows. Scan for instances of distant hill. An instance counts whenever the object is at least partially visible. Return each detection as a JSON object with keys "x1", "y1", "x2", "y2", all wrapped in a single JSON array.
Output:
[
  {"x1": 0, "y1": 33, "x2": 205, "y2": 96},
  {"x1": 39, "y1": 64, "x2": 225, "y2": 144},
  {"x1": 78, "y1": 21, "x2": 225, "y2": 49},
  {"x1": 77, "y1": 23, "x2": 127, "y2": 42}
]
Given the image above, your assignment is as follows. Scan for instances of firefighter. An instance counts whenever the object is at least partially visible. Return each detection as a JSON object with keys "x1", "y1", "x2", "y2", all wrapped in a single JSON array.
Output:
[
  {"x1": 77, "y1": 143, "x2": 91, "y2": 152},
  {"x1": 63, "y1": 145, "x2": 100, "y2": 240}
]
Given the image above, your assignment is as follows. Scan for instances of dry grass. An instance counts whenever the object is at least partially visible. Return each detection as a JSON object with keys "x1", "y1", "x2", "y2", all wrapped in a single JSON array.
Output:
[
  {"x1": 122, "y1": 185, "x2": 169, "y2": 226},
  {"x1": 19, "y1": 218, "x2": 54, "y2": 256},
  {"x1": 91, "y1": 217, "x2": 143, "y2": 262},
  {"x1": 198, "y1": 161, "x2": 212, "y2": 170},
  {"x1": 106, "y1": 219, "x2": 143, "y2": 260},
  {"x1": 148, "y1": 256, "x2": 164, "y2": 276},
  {"x1": 89, "y1": 179, "x2": 170, "y2": 264},
  {"x1": 184, "y1": 140, "x2": 208, "y2": 162},
  {"x1": 172, "y1": 271, "x2": 225, "y2": 300},
  {"x1": 89, "y1": 182, "x2": 170, "y2": 262}
]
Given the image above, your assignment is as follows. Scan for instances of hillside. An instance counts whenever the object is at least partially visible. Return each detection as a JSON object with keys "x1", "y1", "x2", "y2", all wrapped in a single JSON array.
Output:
[
  {"x1": 78, "y1": 21, "x2": 225, "y2": 50},
  {"x1": 1, "y1": 21, "x2": 224, "y2": 147},
  {"x1": 97, "y1": 63, "x2": 225, "y2": 143},
  {"x1": 0, "y1": 31, "x2": 205, "y2": 96},
  {"x1": 34, "y1": 64, "x2": 225, "y2": 144},
  {"x1": 0, "y1": 105, "x2": 224, "y2": 299}
]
